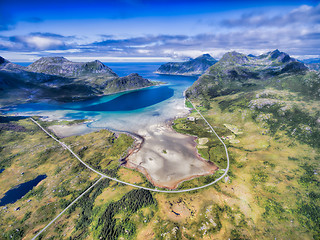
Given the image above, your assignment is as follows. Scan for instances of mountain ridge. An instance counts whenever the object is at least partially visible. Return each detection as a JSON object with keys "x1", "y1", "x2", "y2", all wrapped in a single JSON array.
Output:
[
  {"x1": 186, "y1": 49, "x2": 314, "y2": 99},
  {"x1": 155, "y1": 53, "x2": 218, "y2": 76},
  {"x1": 0, "y1": 56, "x2": 155, "y2": 106},
  {"x1": 27, "y1": 57, "x2": 118, "y2": 78}
]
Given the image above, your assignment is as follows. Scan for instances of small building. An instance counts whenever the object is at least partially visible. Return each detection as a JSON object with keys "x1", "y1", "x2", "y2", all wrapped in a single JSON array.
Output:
[{"x1": 187, "y1": 117, "x2": 195, "y2": 121}]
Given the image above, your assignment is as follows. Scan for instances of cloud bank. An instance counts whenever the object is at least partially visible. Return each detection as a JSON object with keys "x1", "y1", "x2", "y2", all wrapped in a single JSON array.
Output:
[{"x1": 0, "y1": 3, "x2": 319, "y2": 61}]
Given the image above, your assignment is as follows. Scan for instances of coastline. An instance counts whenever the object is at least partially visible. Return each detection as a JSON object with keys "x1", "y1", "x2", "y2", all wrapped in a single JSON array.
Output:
[
  {"x1": 0, "y1": 81, "x2": 164, "y2": 110},
  {"x1": 97, "y1": 80, "x2": 164, "y2": 98},
  {"x1": 123, "y1": 117, "x2": 218, "y2": 189},
  {"x1": 154, "y1": 71, "x2": 201, "y2": 77},
  {"x1": 45, "y1": 94, "x2": 218, "y2": 190}
]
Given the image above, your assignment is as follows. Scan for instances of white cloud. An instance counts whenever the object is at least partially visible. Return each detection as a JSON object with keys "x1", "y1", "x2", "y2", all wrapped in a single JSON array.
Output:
[
  {"x1": 66, "y1": 56, "x2": 173, "y2": 62},
  {"x1": 44, "y1": 49, "x2": 81, "y2": 53},
  {"x1": 24, "y1": 36, "x2": 63, "y2": 50}
]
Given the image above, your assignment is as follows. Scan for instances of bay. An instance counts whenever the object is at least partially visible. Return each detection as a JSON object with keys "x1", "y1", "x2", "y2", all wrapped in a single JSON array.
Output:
[{"x1": 6, "y1": 63, "x2": 197, "y2": 131}]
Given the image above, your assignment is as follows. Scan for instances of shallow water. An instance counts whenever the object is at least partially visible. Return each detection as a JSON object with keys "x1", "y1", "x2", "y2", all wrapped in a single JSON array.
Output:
[
  {"x1": 6, "y1": 63, "x2": 197, "y2": 132},
  {"x1": 4, "y1": 63, "x2": 216, "y2": 188}
]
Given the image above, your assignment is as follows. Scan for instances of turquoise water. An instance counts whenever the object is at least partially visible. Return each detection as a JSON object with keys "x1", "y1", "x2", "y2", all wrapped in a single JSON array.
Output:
[
  {"x1": 80, "y1": 86, "x2": 174, "y2": 112},
  {"x1": 6, "y1": 63, "x2": 197, "y2": 131},
  {"x1": 0, "y1": 175, "x2": 47, "y2": 206}
]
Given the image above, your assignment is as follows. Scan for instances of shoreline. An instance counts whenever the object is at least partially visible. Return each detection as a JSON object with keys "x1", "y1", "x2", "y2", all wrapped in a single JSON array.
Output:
[
  {"x1": 154, "y1": 71, "x2": 201, "y2": 77},
  {"x1": 97, "y1": 80, "x2": 164, "y2": 98},
  {"x1": 124, "y1": 158, "x2": 217, "y2": 190},
  {"x1": 0, "y1": 81, "x2": 164, "y2": 110},
  {"x1": 5, "y1": 85, "x2": 218, "y2": 190},
  {"x1": 44, "y1": 95, "x2": 218, "y2": 190},
  {"x1": 123, "y1": 117, "x2": 218, "y2": 189}
]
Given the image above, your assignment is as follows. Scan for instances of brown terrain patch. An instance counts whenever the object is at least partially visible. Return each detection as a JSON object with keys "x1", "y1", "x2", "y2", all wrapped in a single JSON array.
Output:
[{"x1": 125, "y1": 124, "x2": 218, "y2": 189}]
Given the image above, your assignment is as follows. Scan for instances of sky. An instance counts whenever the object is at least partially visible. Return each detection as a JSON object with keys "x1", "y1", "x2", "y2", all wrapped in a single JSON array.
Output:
[{"x1": 0, "y1": 0, "x2": 319, "y2": 62}]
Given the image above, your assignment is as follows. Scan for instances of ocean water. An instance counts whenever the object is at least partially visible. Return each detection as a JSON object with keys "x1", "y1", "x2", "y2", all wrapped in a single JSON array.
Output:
[{"x1": 6, "y1": 63, "x2": 197, "y2": 132}]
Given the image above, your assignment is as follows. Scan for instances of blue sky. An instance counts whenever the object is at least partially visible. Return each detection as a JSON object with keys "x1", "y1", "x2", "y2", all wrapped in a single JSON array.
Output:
[{"x1": 0, "y1": 0, "x2": 319, "y2": 62}]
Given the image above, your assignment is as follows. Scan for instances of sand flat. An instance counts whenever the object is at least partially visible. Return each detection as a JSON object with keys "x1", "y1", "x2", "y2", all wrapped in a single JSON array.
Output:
[
  {"x1": 126, "y1": 124, "x2": 218, "y2": 189},
  {"x1": 48, "y1": 124, "x2": 97, "y2": 138}
]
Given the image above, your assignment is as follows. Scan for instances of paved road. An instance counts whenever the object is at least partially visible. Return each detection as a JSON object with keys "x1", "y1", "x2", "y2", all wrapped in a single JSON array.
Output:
[
  {"x1": 31, "y1": 177, "x2": 104, "y2": 240},
  {"x1": 30, "y1": 100, "x2": 230, "y2": 239},
  {"x1": 30, "y1": 100, "x2": 229, "y2": 193}
]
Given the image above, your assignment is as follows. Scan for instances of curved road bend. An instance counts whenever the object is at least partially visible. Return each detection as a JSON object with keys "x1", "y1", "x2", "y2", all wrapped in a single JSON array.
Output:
[
  {"x1": 30, "y1": 101, "x2": 230, "y2": 239},
  {"x1": 30, "y1": 101, "x2": 230, "y2": 193}
]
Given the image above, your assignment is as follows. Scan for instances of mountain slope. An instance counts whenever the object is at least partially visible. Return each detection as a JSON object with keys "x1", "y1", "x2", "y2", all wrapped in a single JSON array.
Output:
[
  {"x1": 0, "y1": 57, "x2": 155, "y2": 106},
  {"x1": 155, "y1": 54, "x2": 217, "y2": 76},
  {"x1": 181, "y1": 49, "x2": 320, "y2": 239},
  {"x1": 186, "y1": 49, "x2": 313, "y2": 99},
  {"x1": 0, "y1": 56, "x2": 27, "y2": 75},
  {"x1": 27, "y1": 57, "x2": 117, "y2": 78},
  {"x1": 186, "y1": 48, "x2": 320, "y2": 153},
  {"x1": 306, "y1": 63, "x2": 320, "y2": 71},
  {"x1": 102, "y1": 73, "x2": 154, "y2": 94}
]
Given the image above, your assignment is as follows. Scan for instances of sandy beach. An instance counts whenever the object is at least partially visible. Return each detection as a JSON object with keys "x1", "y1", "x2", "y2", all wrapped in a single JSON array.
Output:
[
  {"x1": 48, "y1": 123, "x2": 98, "y2": 138},
  {"x1": 46, "y1": 97, "x2": 218, "y2": 189},
  {"x1": 125, "y1": 123, "x2": 218, "y2": 189}
]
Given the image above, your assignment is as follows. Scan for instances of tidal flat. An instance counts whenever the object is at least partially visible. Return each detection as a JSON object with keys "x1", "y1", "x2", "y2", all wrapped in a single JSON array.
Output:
[
  {"x1": 45, "y1": 96, "x2": 218, "y2": 189},
  {"x1": 125, "y1": 123, "x2": 218, "y2": 189}
]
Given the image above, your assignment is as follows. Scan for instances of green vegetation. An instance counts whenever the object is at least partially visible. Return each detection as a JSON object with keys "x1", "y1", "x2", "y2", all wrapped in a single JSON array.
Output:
[
  {"x1": 1, "y1": 50, "x2": 319, "y2": 239},
  {"x1": 185, "y1": 100, "x2": 193, "y2": 109},
  {"x1": 62, "y1": 178, "x2": 111, "y2": 239},
  {"x1": 63, "y1": 129, "x2": 134, "y2": 173},
  {"x1": 96, "y1": 189, "x2": 156, "y2": 240},
  {"x1": 173, "y1": 116, "x2": 230, "y2": 168},
  {"x1": 0, "y1": 116, "x2": 138, "y2": 239},
  {"x1": 180, "y1": 50, "x2": 320, "y2": 239}
]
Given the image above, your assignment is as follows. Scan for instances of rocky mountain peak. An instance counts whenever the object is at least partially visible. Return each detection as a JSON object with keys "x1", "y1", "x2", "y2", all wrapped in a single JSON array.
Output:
[
  {"x1": 155, "y1": 53, "x2": 217, "y2": 76},
  {"x1": 85, "y1": 60, "x2": 108, "y2": 70},
  {"x1": 0, "y1": 56, "x2": 9, "y2": 65},
  {"x1": 26, "y1": 57, "x2": 117, "y2": 78},
  {"x1": 270, "y1": 49, "x2": 281, "y2": 58},
  {"x1": 194, "y1": 54, "x2": 217, "y2": 62},
  {"x1": 220, "y1": 51, "x2": 249, "y2": 65},
  {"x1": 0, "y1": 56, "x2": 6, "y2": 64},
  {"x1": 128, "y1": 73, "x2": 139, "y2": 77},
  {"x1": 268, "y1": 49, "x2": 292, "y2": 63},
  {"x1": 36, "y1": 56, "x2": 71, "y2": 64},
  {"x1": 0, "y1": 56, "x2": 25, "y2": 71}
]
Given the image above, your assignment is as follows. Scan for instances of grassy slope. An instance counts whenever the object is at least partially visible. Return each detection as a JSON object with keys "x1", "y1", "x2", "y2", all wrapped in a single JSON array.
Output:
[
  {"x1": 0, "y1": 117, "x2": 147, "y2": 239},
  {"x1": 180, "y1": 94, "x2": 319, "y2": 239},
  {"x1": 179, "y1": 69, "x2": 319, "y2": 239},
  {"x1": 1, "y1": 70, "x2": 320, "y2": 239},
  {"x1": 37, "y1": 88, "x2": 320, "y2": 240},
  {"x1": 151, "y1": 52, "x2": 320, "y2": 239}
]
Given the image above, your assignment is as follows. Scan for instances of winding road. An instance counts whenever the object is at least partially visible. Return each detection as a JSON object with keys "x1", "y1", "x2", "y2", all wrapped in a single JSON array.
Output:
[{"x1": 30, "y1": 99, "x2": 230, "y2": 238}]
